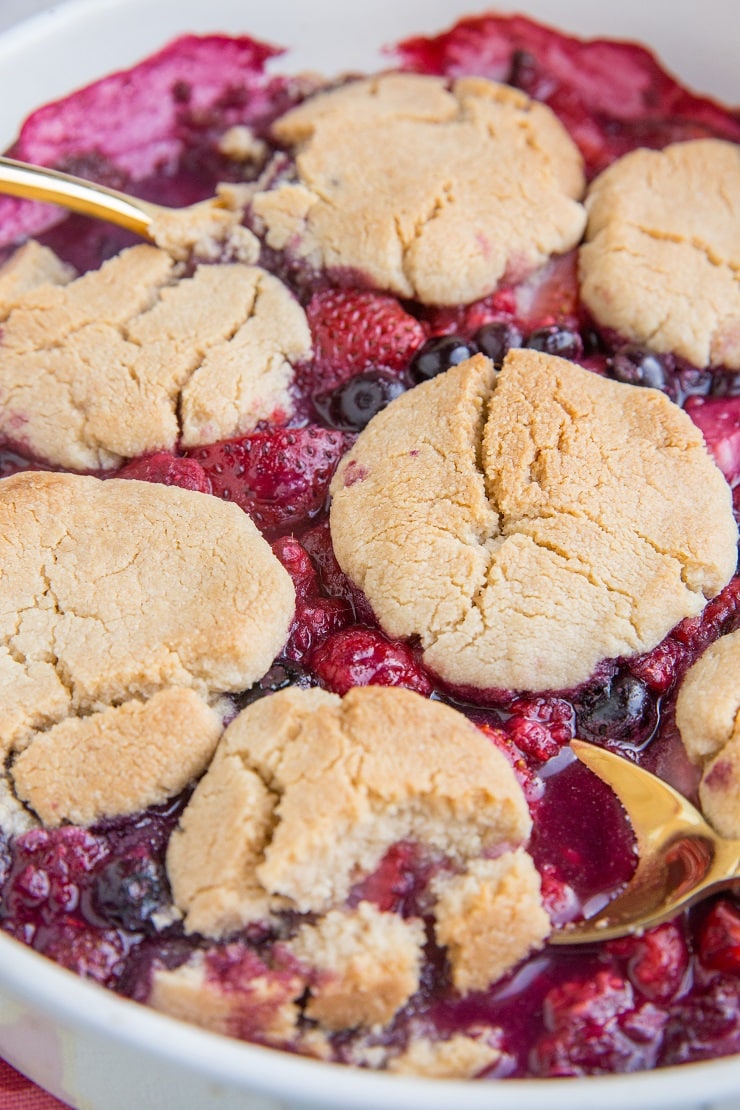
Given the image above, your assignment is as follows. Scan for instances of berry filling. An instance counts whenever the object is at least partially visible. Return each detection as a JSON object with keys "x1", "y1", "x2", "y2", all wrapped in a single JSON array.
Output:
[{"x1": 0, "y1": 9, "x2": 738, "y2": 1082}]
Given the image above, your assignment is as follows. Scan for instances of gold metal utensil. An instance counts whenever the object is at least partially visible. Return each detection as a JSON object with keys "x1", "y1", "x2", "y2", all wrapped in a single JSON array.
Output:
[
  {"x1": 0, "y1": 155, "x2": 250, "y2": 258},
  {"x1": 551, "y1": 739, "x2": 740, "y2": 944}
]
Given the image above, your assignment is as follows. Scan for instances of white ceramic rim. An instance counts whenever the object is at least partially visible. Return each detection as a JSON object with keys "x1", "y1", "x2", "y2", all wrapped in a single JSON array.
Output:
[
  {"x1": 0, "y1": 1, "x2": 738, "y2": 1107},
  {"x1": 3, "y1": 929, "x2": 740, "y2": 1110}
]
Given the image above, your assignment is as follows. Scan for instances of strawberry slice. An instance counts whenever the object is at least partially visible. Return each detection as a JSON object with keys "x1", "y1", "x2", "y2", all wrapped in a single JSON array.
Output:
[
  {"x1": 188, "y1": 424, "x2": 348, "y2": 534},
  {"x1": 305, "y1": 289, "x2": 426, "y2": 391}
]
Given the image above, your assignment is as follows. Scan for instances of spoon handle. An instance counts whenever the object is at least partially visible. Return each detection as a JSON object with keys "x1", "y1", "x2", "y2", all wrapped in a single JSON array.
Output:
[{"x1": 0, "y1": 155, "x2": 156, "y2": 238}]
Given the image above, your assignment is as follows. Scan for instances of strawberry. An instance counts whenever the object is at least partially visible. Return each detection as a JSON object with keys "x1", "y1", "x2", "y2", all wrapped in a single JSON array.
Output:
[
  {"x1": 187, "y1": 424, "x2": 348, "y2": 534},
  {"x1": 116, "y1": 451, "x2": 212, "y2": 493},
  {"x1": 305, "y1": 289, "x2": 426, "y2": 390},
  {"x1": 685, "y1": 395, "x2": 740, "y2": 486},
  {"x1": 697, "y1": 899, "x2": 740, "y2": 974}
]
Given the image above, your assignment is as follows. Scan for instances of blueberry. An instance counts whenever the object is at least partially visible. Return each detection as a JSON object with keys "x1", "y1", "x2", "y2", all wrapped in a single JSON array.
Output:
[
  {"x1": 473, "y1": 321, "x2": 522, "y2": 368},
  {"x1": 313, "y1": 371, "x2": 405, "y2": 431},
  {"x1": 526, "y1": 325, "x2": 583, "y2": 361},
  {"x1": 409, "y1": 335, "x2": 477, "y2": 382},
  {"x1": 575, "y1": 673, "x2": 657, "y2": 749},
  {"x1": 92, "y1": 854, "x2": 167, "y2": 932},
  {"x1": 608, "y1": 345, "x2": 674, "y2": 396}
]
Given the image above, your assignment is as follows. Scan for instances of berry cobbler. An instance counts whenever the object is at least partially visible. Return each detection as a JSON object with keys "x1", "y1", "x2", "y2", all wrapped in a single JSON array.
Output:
[{"x1": 0, "y1": 10, "x2": 739, "y2": 1082}]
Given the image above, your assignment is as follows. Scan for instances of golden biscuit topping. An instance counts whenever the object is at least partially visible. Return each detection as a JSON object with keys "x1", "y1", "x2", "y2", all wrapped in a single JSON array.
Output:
[
  {"x1": 252, "y1": 73, "x2": 586, "y2": 305},
  {"x1": 0, "y1": 244, "x2": 311, "y2": 468},
  {"x1": 579, "y1": 139, "x2": 740, "y2": 369},
  {"x1": 329, "y1": 351, "x2": 737, "y2": 691},
  {"x1": 0, "y1": 471, "x2": 295, "y2": 823}
]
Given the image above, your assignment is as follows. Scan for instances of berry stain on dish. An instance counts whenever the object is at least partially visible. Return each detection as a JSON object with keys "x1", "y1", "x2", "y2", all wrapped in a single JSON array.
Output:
[{"x1": 0, "y1": 9, "x2": 738, "y2": 1083}]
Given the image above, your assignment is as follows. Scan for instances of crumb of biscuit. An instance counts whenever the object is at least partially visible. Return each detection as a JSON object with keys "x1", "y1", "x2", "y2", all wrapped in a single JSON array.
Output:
[
  {"x1": 12, "y1": 688, "x2": 224, "y2": 826},
  {"x1": 386, "y1": 1032, "x2": 501, "y2": 1078},
  {"x1": 149, "y1": 949, "x2": 303, "y2": 1042}
]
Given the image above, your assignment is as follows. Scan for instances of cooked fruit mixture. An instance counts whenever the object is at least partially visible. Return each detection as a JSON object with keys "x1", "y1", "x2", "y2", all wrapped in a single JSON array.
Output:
[{"x1": 0, "y1": 12, "x2": 739, "y2": 1080}]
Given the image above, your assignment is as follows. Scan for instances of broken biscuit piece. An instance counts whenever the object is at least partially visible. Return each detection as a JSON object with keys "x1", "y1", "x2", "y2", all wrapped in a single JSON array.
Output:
[
  {"x1": 165, "y1": 685, "x2": 547, "y2": 1036},
  {"x1": 432, "y1": 852, "x2": 550, "y2": 992},
  {"x1": 329, "y1": 351, "x2": 737, "y2": 692},
  {"x1": 289, "y1": 902, "x2": 426, "y2": 1030},
  {"x1": 166, "y1": 684, "x2": 538, "y2": 943}
]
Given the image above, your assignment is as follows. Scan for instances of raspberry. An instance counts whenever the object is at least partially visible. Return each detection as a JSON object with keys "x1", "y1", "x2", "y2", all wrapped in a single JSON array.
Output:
[
  {"x1": 660, "y1": 976, "x2": 740, "y2": 1065},
  {"x1": 544, "y1": 968, "x2": 634, "y2": 1031},
  {"x1": 476, "y1": 722, "x2": 544, "y2": 804},
  {"x1": 116, "y1": 451, "x2": 211, "y2": 493},
  {"x1": 305, "y1": 289, "x2": 426, "y2": 390},
  {"x1": 2, "y1": 827, "x2": 109, "y2": 922},
  {"x1": 271, "y1": 535, "x2": 319, "y2": 598},
  {"x1": 188, "y1": 425, "x2": 347, "y2": 535},
  {"x1": 300, "y1": 521, "x2": 375, "y2": 622},
  {"x1": 309, "y1": 626, "x2": 434, "y2": 696},
  {"x1": 35, "y1": 920, "x2": 128, "y2": 987},
  {"x1": 272, "y1": 536, "x2": 353, "y2": 662},
  {"x1": 697, "y1": 899, "x2": 740, "y2": 973},
  {"x1": 607, "y1": 922, "x2": 689, "y2": 1001},
  {"x1": 507, "y1": 696, "x2": 575, "y2": 762},
  {"x1": 284, "y1": 596, "x2": 354, "y2": 664},
  {"x1": 533, "y1": 970, "x2": 665, "y2": 1076},
  {"x1": 626, "y1": 637, "x2": 685, "y2": 694}
]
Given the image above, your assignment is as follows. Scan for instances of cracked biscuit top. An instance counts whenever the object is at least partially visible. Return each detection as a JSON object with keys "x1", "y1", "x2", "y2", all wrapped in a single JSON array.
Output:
[
  {"x1": 675, "y1": 629, "x2": 740, "y2": 839},
  {"x1": 166, "y1": 685, "x2": 549, "y2": 994},
  {"x1": 0, "y1": 471, "x2": 295, "y2": 825},
  {"x1": 251, "y1": 73, "x2": 586, "y2": 306},
  {"x1": 0, "y1": 241, "x2": 311, "y2": 469},
  {"x1": 329, "y1": 351, "x2": 737, "y2": 693},
  {"x1": 579, "y1": 139, "x2": 740, "y2": 369}
]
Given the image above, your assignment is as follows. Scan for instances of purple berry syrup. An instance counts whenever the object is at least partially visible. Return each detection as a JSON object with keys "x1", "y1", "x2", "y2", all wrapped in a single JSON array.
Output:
[{"x1": 0, "y1": 12, "x2": 738, "y2": 1078}]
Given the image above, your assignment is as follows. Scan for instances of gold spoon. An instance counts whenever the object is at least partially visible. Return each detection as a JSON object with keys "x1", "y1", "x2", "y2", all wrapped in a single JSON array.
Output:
[
  {"x1": 551, "y1": 739, "x2": 740, "y2": 944},
  {"x1": 0, "y1": 155, "x2": 253, "y2": 259}
]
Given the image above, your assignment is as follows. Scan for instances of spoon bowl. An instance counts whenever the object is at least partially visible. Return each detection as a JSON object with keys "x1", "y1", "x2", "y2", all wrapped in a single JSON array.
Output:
[
  {"x1": 0, "y1": 154, "x2": 252, "y2": 259},
  {"x1": 551, "y1": 739, "x2": 740, "y2": 943}
]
